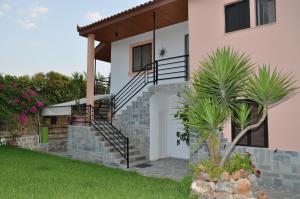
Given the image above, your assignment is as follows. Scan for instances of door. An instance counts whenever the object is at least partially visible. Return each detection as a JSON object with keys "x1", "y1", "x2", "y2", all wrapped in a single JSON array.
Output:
[{"x1": 159, "y1": 112, "x2": 168, "y2": 158}]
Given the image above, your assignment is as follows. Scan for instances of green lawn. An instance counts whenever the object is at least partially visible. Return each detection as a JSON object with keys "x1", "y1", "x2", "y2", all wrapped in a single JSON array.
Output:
[{"x1": 0, "y1": 146, "x2": 188, "y2": 199}]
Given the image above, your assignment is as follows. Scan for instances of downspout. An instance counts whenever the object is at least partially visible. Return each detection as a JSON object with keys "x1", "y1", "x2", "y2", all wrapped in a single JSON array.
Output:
[{"x1": 152, "y1": 11, "x2": 157, "y2": 85}]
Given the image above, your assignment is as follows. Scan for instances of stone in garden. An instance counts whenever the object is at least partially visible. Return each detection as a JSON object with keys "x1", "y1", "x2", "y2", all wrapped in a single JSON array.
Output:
[
  {"x1": 214, "y1": 192, "x2": 232, "y2": 199},
  {"x1": 232, "y1": 169, "x2": 247, "y2": 180},
  {"x1": 199, "y1": 172, "x2": 211, "y2": 181},
  {"x1": 191, "y1": 180, "x2": 211, "y2": 194},
  {"x1": 247, "y1": 174, "x2": 258, "y2": 189},
  {"x1": 234, "y1": 178, "x2": 251, "y2": 196},
  {"x1": 216, "y1": 181, "x2": 234, "y2": 193},
  {"x1": 221, "y1": 171, "x2": 231, "y2": 181},
  {"x1": 257, "y1": 191, "x2": 269, "y2": 199},
  {"x1": 201, "y1": 192, "x2": 215, "y2": 199},
  {"x1": 208, "y1": 181, "x2": 216, "y2": 191}
]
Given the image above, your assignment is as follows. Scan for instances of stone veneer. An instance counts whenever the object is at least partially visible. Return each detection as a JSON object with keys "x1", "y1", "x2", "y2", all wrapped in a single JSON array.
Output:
[
  {"x1": 113, "y1": 82, "x2": 187, "y2": 161},
  {"x1": 16, "y1": 135, "x2": 48, "y2": 152},
  {"x1": 190, "y1": 132, "x2": 300, "y2": 189},
  {"x1": 67, "y1": 125, "x2": 122, "y2": 167}
]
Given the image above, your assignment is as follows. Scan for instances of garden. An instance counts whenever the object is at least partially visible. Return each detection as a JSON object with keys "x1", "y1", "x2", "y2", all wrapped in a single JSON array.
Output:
[
  {"x1": 176, "y1": 47, "x2": 297, "y2": 198},
  {"x1": 0, "y1": 47, "x2": 297, "y2": 199}
]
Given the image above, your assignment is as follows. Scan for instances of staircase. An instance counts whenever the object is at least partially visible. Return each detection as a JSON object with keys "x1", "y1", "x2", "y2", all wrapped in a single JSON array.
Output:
[
  {"x1": 95, "y1": 131, "x2": 147, "y2": 167},
  {"x1": 70, "y1": 55, "x2": 189, "y2": 168}
]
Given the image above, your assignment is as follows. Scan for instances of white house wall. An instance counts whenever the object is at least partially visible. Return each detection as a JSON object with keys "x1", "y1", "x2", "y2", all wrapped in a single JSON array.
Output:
[
  {"x1": 149, "y1": 91, "x2": 190, "y2": 161},
  {"x1": 110, "y1": 21, "x2": 188, "y2": 96}
]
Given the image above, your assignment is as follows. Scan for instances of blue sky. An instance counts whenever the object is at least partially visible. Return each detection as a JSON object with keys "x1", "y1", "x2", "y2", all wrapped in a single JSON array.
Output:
[{"x1": 0, "y1": 0, "x2": 148, "y2": 77}]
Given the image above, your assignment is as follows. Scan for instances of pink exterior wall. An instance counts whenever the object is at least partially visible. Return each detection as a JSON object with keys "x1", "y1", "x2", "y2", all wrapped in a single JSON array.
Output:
[{"x1": 188, "y1": 0, "x2": 300, "y2": 151}]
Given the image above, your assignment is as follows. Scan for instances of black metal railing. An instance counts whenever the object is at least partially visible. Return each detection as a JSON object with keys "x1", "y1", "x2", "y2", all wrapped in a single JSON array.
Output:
[
  {"x1": 112, "y1": 55, "x2": 189, "y2": 115},
  {"x1": 95, "y1": 77, "x2": 110, "y2": 95},
  {"x1": 70, "y1": 104, "x2": 129, "y2": 168}
]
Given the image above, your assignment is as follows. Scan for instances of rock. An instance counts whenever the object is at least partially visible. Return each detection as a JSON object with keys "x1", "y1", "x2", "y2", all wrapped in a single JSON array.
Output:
[
  {"x1": 215, "y1": 192, "x2": 232, "y2": 199},
  {"x1": 247, "y1": 174, "x2": 258, "y2": 189},
  {"x1": 234, "y1": 179, "x2": 251, "y2": 196},
  {"x1": 216, "y1": 181, "x2": 234, "y2": 193},
  {"x1": 232, "y1": 169, "x2": 247, "y2": 180},
  {"x1": 191, "y1": 180, "x2": 212, "y2": 194},
  {"x1": 208, "y1": 181, "x2": 216, "y2": 191},
  {"x1": 201, "y1": 192, "x2": 215, "y2": 199},
  {"x1": 221, "y1": 171, "x2": 231, "y2": 181},
  {"x1": 257, "y1": 191, "x2": 269, "y2": 199},
  {"x1": 199, "y1": 172, "x2": 211, "y2": 181}
]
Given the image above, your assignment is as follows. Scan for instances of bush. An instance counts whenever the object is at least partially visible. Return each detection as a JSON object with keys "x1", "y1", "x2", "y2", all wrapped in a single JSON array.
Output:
[
  {"x1": 224, "y1": 153, "x2": 255, "y2": 174},
  {"x1": 191, "y1": 160, "x2": 224, "y2": 181}
]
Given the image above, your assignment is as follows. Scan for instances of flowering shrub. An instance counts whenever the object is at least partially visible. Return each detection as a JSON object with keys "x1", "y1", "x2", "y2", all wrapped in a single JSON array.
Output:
[
  {"x1": 224, "y1": 153, "x2": 260, "y2": 176},
  {"x1": 11, "y1": 88, "x2": 44, "y2": 124}
]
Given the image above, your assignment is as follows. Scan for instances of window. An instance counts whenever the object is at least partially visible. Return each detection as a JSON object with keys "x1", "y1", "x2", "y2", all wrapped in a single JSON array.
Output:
[
  {"x1": 231, "y1": 101, "x2": 268, "y2": 148},
  {"x1": 225, "y1": 0, "x2": 250, "y2": 33},
  {"x1": 256, "y1": 0, "x2": 276, "y2": 26},
  {"x1": 50, "y1": 116, "x2": 57, "y2": 125},
  {"x1": 132, "y1": 43, "x2": 152, "y2": 73}
]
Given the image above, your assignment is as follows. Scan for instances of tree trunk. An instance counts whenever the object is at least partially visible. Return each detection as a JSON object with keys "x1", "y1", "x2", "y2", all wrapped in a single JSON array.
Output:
[{"x1": 219, "y1": 106, "x2": 267, "y2": 168}]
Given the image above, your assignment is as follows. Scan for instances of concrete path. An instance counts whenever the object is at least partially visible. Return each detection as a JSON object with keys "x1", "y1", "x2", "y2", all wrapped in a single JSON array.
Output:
[{"x1": 130, "y1": 158, "x2": 189, "y2": 181}]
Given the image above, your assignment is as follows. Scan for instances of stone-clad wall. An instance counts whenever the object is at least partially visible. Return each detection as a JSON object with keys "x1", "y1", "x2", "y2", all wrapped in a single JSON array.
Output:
[
  {"x1": 67, "y1": 125, "x2": 121, "y2": 167},
  {"x1": 114, "y1": 91, "x2": 151, "y2": 160},
  {"x1": 190, "y1": 132, "x2": 300, "y2": 189},
  {"x1": 114, "y1": 82, "x2": 187, "y2": 161},
  {"x1": 16, "y1": 135, "x2": 48, "y2": 152}
]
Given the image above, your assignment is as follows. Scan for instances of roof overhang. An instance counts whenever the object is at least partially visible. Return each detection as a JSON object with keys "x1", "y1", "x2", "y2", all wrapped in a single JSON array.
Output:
[{"x1": 77, "y1": 0, "x2": 188, "y2": 62}]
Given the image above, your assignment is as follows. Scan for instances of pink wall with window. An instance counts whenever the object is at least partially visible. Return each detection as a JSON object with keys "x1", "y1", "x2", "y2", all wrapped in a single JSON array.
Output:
[{"x1": 188, "y1": 0, "x2": 300, "y2": 151}]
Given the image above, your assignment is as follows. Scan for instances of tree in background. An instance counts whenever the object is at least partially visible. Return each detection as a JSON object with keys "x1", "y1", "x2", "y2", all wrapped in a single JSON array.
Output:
[{"x1": 70, "y1": 72, "x2": 86, "y2": 106}]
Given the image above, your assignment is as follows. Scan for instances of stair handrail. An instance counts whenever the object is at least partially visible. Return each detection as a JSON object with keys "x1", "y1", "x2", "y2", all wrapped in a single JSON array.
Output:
[
  {"x1": 111, "y1": 54, "x2": 189, "y2": 115},
  {"x1": 71, "y1": 105, "x2": 129, "y2": 168}
]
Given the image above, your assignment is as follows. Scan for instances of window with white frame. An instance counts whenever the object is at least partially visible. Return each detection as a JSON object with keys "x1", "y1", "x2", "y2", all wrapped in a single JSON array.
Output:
[{"x1": 256, "y1": 0, "x2": 276, "y2": 26}]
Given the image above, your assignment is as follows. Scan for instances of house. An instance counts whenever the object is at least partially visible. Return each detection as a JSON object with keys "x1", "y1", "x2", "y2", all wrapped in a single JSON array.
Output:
[{"x1": 70, "y1": 0, "x2": 300, "y2": 187}]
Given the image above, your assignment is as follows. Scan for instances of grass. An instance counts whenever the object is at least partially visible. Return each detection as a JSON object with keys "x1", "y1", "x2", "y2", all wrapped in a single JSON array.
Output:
[{"x1": 0, "y1": 146, "x2": 189, "y2": 199}]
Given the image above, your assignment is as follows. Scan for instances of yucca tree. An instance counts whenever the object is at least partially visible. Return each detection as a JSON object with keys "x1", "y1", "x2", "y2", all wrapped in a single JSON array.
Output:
[
  {"x1": 181, "y1": 93, "x2": 229, "y2": 165},
  {"x1": 180, "y1": 47, "x2": 297, "y2": 167},
  {"x1": 220, "y1": 65, "x2": 297, "y2": 167}
]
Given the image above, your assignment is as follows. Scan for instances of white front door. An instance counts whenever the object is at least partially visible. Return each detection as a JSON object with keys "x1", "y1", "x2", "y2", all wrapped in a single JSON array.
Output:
[{"x1": 159, "y1": 112, "x2": 168, "y2": 158}]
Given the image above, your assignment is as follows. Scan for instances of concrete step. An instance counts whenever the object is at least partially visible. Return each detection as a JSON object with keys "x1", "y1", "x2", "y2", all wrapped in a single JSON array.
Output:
[
  {"x1": 106, "y1": 145, "x2": 135, "y2": 153},
  {"x1": 126, "y1": 160, "x2": 149, "y2": 168},
  {"x1": 113, "y1": 149, "x2": 141, "y2": 157},
  {"x1": 117, "y1": 154, "x2": 147, "y2": 165}
]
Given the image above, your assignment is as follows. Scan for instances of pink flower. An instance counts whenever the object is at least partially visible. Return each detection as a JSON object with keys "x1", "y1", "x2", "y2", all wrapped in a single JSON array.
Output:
[
  {"x1": 28, "y1": 106, "x2": 37, "y2": 113},
  {"x1": 36, "y1": 101, "x2": 44, "y2": 108},
  {"x1": 18, "y1": 113, "x2": 29, "y2": 124},
  {"x1": 22, "y1": 93, "x2": 29, "y2": 100},
  {"x1": 256, "y1": 169, "x2": 261, "y2": 176},
  {"x1": 13, "y1": 98, "x2": 20, "y2": 104},
  {"x1": 27, "y1": 89, "x2": 37, "y2": 97}
]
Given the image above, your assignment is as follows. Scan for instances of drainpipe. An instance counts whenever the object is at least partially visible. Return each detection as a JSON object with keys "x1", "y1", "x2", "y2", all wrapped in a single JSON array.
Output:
[{"x1": 152, "y1": 11, "x2": 156, "y2": 85}]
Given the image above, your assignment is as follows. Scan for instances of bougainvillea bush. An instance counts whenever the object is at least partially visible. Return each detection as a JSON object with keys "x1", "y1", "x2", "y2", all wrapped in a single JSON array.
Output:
[
  {"x1": 0, "y1": 76, "x2": 44, "y2": 126},
  {"x1": 11, "y1": 88, "x2": 44, "y2": 124}
]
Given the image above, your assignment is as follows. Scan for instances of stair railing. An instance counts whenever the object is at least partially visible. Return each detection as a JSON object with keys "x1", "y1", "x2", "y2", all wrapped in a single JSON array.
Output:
[
  {"x1": 70, "y1": 104, "x2": 129, "y2": 168},
  {"x1": 111, "y1": 54, "x2": 189, "y2": 115}
]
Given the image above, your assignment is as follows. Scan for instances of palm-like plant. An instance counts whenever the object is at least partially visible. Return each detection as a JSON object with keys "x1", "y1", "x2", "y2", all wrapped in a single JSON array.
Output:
[
  {"x1": 181, "y1": 93, "x2": 229, "y2": 165},
  {"x1": 220, "y1": 65, "x2": 297, "y2": 166},
  {"x1": 179, "y1": 47, "x2": 297, "y2": 168}
]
